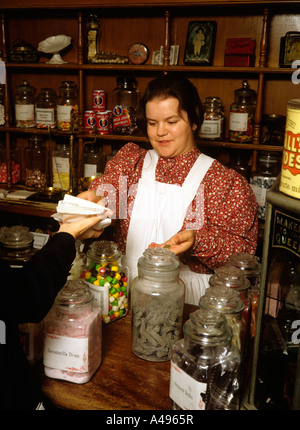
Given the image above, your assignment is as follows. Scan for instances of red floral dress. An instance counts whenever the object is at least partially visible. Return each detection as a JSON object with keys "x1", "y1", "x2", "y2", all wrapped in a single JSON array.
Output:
[{"x1": 89, "y1": 143, "x2": 258, "y2": 274}]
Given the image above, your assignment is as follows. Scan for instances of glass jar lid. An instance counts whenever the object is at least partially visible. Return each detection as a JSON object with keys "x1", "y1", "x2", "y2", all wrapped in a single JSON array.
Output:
[
  {"x1": 137, "y1": 247, "x2": 180, "y2": 274},
  {"x1": 234, "y1": 80, "x2": 256, "y2": 104},
  {"x1": 227, "y1": 252, "x2": 262, "y2": 277},
  {"x1": 199, "y1": 286, "x2": 244, "y2": 314},
  {"x1": 183, "y1": 308, "x2": 233, "y2": 346},
  {"x1": 16, "y1": 79, "x2": 35, "y2": 95},
  {"x1": 55, "y1": 280, "x2": 94, "y2": 307},
  {"x1": 87, "y1": 240, "x2": 121, "y2": 262},
  {"x1": 209, "y1": 265, "x2": 250, "y2": 291},
  {"x1": 0, "y1": 225, "x2": 33, "y2": 249}
]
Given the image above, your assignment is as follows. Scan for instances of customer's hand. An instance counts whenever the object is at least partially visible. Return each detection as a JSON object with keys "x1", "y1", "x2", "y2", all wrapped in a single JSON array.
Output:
[
  {"x1": 148, "y1": 230, "x2": 196, "y2": 255},
  {"x1": 57, "y1": 215, "x2": 105, "y2": 241}
]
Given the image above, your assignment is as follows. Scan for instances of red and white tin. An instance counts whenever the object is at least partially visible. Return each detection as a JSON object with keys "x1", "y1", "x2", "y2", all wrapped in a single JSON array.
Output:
[
  {"x1": 92, "y1": 90, "x2": 106, "y2": 112},
  {"x1": 84, "y1": 111, "x2": 96, "y2": 133},
  {"x1": 96, "y1": 111, "x2": 109, "y2": 135}
]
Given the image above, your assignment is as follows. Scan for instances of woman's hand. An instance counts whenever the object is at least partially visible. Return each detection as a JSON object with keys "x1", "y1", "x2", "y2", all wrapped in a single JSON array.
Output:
[
  {"x1": 57, "y1": 215, "x2": 105, "y2": 241},
  {"x1": 76, "y1": 189, "x2": 102, "y2": 204},
  {"x1": 148, "y1": 230, "x2": 196, "y2": 255}
]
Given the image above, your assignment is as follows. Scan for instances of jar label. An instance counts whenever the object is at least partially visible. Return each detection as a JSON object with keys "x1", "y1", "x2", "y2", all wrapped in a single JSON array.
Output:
[
  {"x1": 57, "y1": 104, "x2": 72, "y2": 122},
  {"x1": 200, "y1": 119, "x2": 221, "y2": 138},
  {"x1": 52, "y1": 156, "x2": 70, "y2": 190},
  {"x1": 43, "y1": 334, "x2": 88, "y2": 373},
  {"x1": 169, "y1": 361, "x2": 207, "y2": 410},
  {"x1": 84, "y1": 163, "x2": 97, "y2": 177},
  {"x1": 35, "y1": 108, "x2": 55, "y2": 127},
  {"x1": 87, "y1": 282, "x2": 109, "y2": 314},
  {"x1": 229, "y1": 112, "x2": 248, "y2": 132},
  {"x1": 279, "y1": 107, "x2": 300, "y2": 199},
  {"x1": 15, "y1": 104, "x2": 35, "y2": 121}
]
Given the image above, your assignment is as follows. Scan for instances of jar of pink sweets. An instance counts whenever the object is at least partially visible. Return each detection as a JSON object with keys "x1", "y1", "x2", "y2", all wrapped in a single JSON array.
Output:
[{"x1": 43, "y1": 280, "x2": 102, "y2": 384}]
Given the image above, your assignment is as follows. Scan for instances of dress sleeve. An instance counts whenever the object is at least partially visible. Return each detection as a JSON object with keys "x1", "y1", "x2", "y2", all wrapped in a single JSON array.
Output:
[{"x1": 185, "y1": 161, "x2": 258, "y2": 271}]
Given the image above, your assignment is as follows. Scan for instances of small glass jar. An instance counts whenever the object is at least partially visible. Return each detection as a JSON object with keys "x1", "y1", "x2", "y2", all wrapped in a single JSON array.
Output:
[
  {"x1": 43, "y1": 280, "x2": 102, "y2": 384},
  {"x1": 35, "y1": 88, "x2": 57, "y2": 129},
  {"x1": 0, "y1": 225, "x2": 34, "y2": 266},
  {"x1": 131, "y1": 247, "x2": 185, "y2": 362},
  {"x1": 14, "y1": 80, "x2": 36, "y2": 128},
  {"x1": 199, "y1": 96, "x2": 225, "y2": 141},
  {"x1": 199, "y1": 286, "x2": 246, "y2": 353},
  {"x1": 83, "y1": 142, "x2": 107, "y2": 179},
  {"x1": 0, "y1": 85, "x2": 5, "y2": 126},
  {"x1": 112, "y1": 77, "x2": 140, "y2": 135},
  {"x1": 170, "y1": 308, "x2": 241, "y2": 410},
  {"x1": 57, "y1": 81, "x2": 79, "y2": 131},
  {"x1": 81, "y1": 240, "x2": 128, "y2": 324},
  {"x1": 52, "y1": 142, "x2": 70, "y2": 190},
  {"x1": 24, "y1": 135, "x2": 48, "y2": 188},
  {"x1": 229, "y1": 80, "x2": 256, "y2": 143}
]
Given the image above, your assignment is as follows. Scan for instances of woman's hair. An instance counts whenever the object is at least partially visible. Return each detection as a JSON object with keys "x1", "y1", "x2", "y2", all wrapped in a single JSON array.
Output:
[{"x1": 137, "y1": 74, "x2": 203, "y2": 137}]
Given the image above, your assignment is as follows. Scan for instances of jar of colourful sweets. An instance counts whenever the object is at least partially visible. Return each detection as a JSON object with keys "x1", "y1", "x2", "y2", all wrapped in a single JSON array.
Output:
[
  {"x1": 35, "y1": 87, "x2": 57, "y2": 129},
  {"x1": 0, "y1": 141, "x2": 21, "y2": 185},
  {"x1": 131, "y1": 247, "x2": 185, "y2": 362},
  {"x1": 199, "y1": 96, "x2": 225, "y2": 141},
  {"x1": 229, "y1": 80, "x2": 256, "y2": 143},
  {"x1": 24, "y1": 135, "x2": 48, "y2": 188},
  {"x1": 81, "y1": 240, "x2": 128, "y2": 324},
  {"x1": 170, "y1": 308, "x2": 241, "y2": 410},
  {"x1": 57, "y1": 81, "x2": 78, "y2": 131},
  {"x1": 14, "y1": 79, "x2": 36, "y2": 128},
  {"x1": 43, "y1": 280, "x2": 102, "y2": 384},
  {"x1": 112, "y1": 77, "x2": 139, "y2": 135}
]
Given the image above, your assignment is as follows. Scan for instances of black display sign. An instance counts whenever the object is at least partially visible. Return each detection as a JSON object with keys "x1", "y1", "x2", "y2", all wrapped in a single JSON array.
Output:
[{"x1": 272, "y1": 209, "x2": 300, "y2": 258}]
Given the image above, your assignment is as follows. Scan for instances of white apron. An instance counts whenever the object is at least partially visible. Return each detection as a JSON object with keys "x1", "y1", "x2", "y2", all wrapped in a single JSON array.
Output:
[{"x1": 123, "y1": 149, "x2": 214, "y2": 305}]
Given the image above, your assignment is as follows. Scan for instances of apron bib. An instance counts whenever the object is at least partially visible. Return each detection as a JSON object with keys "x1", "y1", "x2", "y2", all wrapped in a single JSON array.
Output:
[{"x1": 124, "y1": 149, "x2": 214, "y2": 305}]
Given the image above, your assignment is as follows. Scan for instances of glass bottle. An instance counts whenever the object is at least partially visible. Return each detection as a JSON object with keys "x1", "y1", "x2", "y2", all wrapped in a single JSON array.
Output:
[
  {"x1": 199, "y1": 286, "x2": 246, "y2": 353},
  {"x1": 87, "y1": 14, "x2": 99, "y2": 63},
  {"x1": 229, "y1": 80, "x2": 256, "y2": 143},
  {"x1": 24, "y1": 135, "x2": 48, "y2": 188},
  {"x1": 112, "y1": 77, "x2": 140, "y2": 135},
  {"x1": 43, "y1": 279, "x2": 102, "y2": 384},
  {"x1": 226, "y1": 150, "x2": 251, "y2": 181},
  {"x1": 250, "y1": 151, "x2": 281, "y2": 222},
  {"x1": 81, "y1": 240, "x2": 128, "y2": 324},
  {"x1": 199, "y1": 96, "x2": 225, "y2": 141},
  {"x1": 57, "y1": 81, "x2": 78, "y2": 131},
  {"x1": 83, "y1": 142, "x2": 107, "y2": 178},
  {"x1": 0, "y1": 85, "x2": 5, "y2": 126},
  {"x1": 131, "y1": 247, "x2": 185, "y2": 362},
  {"x1": 170, "y1": 308, "x2": 241, "y2": 410},
  {"x1": 52, "y1": 142, "x2": 70, "y2": 190},
  {"x1": 35, "y1": 87, "x2": 57, "y2": 129},
  {"x1": 0, "y1": 141, "x2": 20, "y2": 184},
  {"x1": 14, "y1": 79, "x2": 36, "y2": 128}
]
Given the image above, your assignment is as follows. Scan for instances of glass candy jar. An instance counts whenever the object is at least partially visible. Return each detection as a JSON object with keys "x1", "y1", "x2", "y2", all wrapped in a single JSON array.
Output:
[
  {"x1": 24, "y1": 135, "x2": 48, "y2": 188},
  {"x1": 35, "y1": 87, "x2": 57, "y2": 129},
  {"x1": 199, "y1": 96, "x2": 225, "y2": 141},
  {"x1": 170, "y1": 308, "x2": 241, "y2": 410},
  {"x1": 199, "y1": 286, "x2": 246, "y2": 353},
  {"x1": 229, "y1": 80, "x2": 256, "y2": 143},
  {"x1": 43, "y1": 280, "x2": 102, "y2": 384},
  {"x1": 14, "y1": 79, "x2": 36, "y2": 128},
  {"x1": 57, "y1": 81, "x2": 78, "y2": 131},
  {"x1": 0, "y1": 225, "x2": 34, "y2": 266},
  {"x1": 81, "y1": 240, "x2": 128, "y2": 324},
  {"x1": 112, "y1": 77, "x2": 140, "y2": 135},
  {"x1": 131, "y1": 247, "x2": 185, "y2": 362}
]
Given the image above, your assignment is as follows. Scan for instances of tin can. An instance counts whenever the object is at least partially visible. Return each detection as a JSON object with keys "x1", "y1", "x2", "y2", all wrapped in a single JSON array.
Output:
[
  {"x1": 279, "y1": 99, "x2": 300, "y2": 199},
  {"x1": 84, "y1": 110, "x2": 96, "y2": 133},
  {"x1": 92, "y1": 90, "x2": 106, "y2": 112},
  {"x1": 96, "y1": 111, "x2": 109, "y2": 135}
]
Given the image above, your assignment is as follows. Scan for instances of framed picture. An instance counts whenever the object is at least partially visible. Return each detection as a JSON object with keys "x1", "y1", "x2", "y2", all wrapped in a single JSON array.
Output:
[
  {"x1": 184, "y1": 21, "x2": 217, "y2": 66},
  {"x1": 279, "y1": 32, "x2": 300, "y2": 67}
]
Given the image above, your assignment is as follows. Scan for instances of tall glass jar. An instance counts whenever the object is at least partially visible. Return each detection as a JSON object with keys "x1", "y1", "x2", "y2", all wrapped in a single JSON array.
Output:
[
  {"x1": 83, "y1": 142, "x2": 107, "y2": 179},
  {"x1": 170, "y1": 308, "x2": 241, "y2": 410},
  {"x1": 87, "y1": 14, "x2": 99, "y2": 63},
  {"x1": 131, "y1": 247, "x2": 185, "y2": 362},
  {"x1": 0, "y1": 142, "x2": 21, "y2": 184},
  {"x1": 14, "y1": 80, "x2": 36, "y2": 128},
  {"x1": 35, "y1": 87, "x2": 57, "y2": 129},
  {"x1": 24, "y1": 135, "x2": 48, "y2": 188},
  {"x1": 57, "y1": 81, "x2": 78, "y2": 131},
  {"x1": 199, "y1": 286, "x2": 246, "y2": 353},
  {"x1": 112, "y1": 77, "x2": 140, "y2": 135},
  {"x1": 81, "y1": 240, "x2": 128, "y2": 324},
  {"x1": 229, "y1": 80, "x2": 256, "y2": 143},
  {"x1": 52, "y1": 142, "x2": 70, "y2": 191},
  {"x1": 0, "y1": 85, "x2": 5, "y2": 126},
  {"x1": 43, "y1": 280, "x2": 102, "y2": 384},
  {"x1": 199, "y1": 96, "x2": 225, "y2": 141}
]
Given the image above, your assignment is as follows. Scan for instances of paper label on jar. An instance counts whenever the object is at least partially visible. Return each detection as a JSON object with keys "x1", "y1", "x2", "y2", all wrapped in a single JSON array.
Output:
[
  {"x1": 43, "y1": 334, "x2": 88, "y2": 373},
  {"x1": 200, "y1": 119, "x2": 221, "y2": 138},
  {"x1": 15, "y1": 104, "x2": 35, "y2": 121},
  {"x1": 35, "y1": 107, "x2": 55, "y2": 126},
  {"x1": 84, "y1": 163, "x2": 97, "y2": 177},
  {"x1": 87, "y1": 281, "x2": 109, "y2": 314},
  {"x1": 169, "y1": 361, "x2": 207, "y2": 410},
  {"x1": 52, "y1": 156, "x2": 70, "y2": 190},
  {"x1": 57, "y1": 105, "x2": 72, "y2": 122},
  {"x1": 229, "y1": 112, "x2": 248, "y2": 132}
]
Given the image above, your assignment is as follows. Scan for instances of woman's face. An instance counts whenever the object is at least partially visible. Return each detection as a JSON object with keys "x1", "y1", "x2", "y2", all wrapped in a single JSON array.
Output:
[{"x1": 145, "y1": 96, "x2": 196, "y2": 158}]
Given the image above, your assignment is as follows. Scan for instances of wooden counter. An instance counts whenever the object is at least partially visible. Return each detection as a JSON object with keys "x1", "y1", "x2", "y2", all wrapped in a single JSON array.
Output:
[{"x1": 38, "y1": 304, "x2": 197, "y2": 410}]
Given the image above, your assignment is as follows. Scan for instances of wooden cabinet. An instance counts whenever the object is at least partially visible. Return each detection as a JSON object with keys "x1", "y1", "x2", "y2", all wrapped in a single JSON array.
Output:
[{"x1": 0, "y1": 0, "x2": 297, "y2": 218}]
